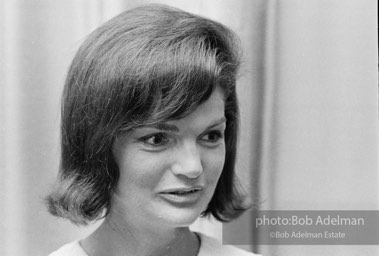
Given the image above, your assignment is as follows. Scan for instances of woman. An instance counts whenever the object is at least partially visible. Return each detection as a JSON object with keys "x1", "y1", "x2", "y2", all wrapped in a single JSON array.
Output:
[{"x1": 47, "y1": 4, "x2": 259, "y2": 256}]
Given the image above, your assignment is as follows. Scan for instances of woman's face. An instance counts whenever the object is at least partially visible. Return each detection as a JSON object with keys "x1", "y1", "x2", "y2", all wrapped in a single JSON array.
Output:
[{"x1": 112, "y1": 87, "x2": 226, "y2": 229}]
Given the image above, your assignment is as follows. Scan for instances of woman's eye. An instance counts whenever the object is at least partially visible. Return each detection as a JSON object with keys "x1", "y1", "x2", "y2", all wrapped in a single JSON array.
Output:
[
  {"x1": 201, "y1": 130, "x2": 223, "y2": 143},
  {"x1": 140, "y1": 133, "x2": 169, "y2": 147}
]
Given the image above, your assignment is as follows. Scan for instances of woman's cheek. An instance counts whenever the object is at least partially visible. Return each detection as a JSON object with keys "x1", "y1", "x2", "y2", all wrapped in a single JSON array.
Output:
[{"x1": 204, "y1": 146, "x2": 225, "y2": 182}]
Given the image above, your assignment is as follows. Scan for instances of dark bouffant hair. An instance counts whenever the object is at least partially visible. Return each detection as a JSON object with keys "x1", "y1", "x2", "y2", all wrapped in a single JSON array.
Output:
[{"x1": 46, "y1": 4, "x2": 249, "y2": 225}]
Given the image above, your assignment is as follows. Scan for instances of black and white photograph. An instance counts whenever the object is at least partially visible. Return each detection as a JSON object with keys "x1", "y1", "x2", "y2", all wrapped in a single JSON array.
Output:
[{"x1": 0, "y1": 0, "x2": 377, "y2": 256}]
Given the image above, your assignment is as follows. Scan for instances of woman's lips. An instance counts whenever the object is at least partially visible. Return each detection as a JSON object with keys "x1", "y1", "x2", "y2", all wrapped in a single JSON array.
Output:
[{"x1": 158, "y1": 187, "x2": 203, "y2": 204}]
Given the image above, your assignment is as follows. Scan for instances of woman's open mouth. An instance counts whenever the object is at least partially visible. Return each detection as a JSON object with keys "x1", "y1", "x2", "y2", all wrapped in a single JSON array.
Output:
[{"x1": 159, "y1": 187, "x2": 203, "y2": 204}]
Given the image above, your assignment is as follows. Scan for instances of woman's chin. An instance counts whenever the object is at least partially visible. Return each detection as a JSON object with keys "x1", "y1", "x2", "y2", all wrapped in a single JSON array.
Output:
[
  {"x1": 147, "y1": 202, "x2": 204, "y2": 229},
  {"x1": 158, "y1": 209, "x2": 202, "y2": 228}
]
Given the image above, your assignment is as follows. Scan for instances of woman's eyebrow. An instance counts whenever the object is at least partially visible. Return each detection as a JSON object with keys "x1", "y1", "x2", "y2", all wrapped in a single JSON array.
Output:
[
  {"x1": 206, "y1": 117, "x2": 226, "y2": 130},
  {"x1": 147, "y1": 117, "x2": 226, "y2": 132}
]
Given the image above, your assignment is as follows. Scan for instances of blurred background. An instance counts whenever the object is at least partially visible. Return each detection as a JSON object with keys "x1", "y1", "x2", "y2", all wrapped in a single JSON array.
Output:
[{"x1": 0, "y1": 0, "x2": 377, "y2": 255}]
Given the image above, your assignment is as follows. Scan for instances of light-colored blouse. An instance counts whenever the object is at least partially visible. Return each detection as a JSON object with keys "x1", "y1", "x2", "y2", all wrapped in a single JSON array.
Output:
[{"x1": 48, "y1": 232, "x2": 260, "y2": 256}]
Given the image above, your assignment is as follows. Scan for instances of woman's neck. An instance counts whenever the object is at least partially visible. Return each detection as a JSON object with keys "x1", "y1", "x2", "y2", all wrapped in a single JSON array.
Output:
[{"x1": 80, "y1": 212, "x2": 200, "y2": 256}]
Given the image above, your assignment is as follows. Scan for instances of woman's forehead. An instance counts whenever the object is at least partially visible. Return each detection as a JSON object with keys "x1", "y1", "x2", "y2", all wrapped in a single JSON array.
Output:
[
  {"x1": 154, "y1": 88, "x2": 225, "y2": 129},
  {"x1": 130, "y1": 87, "x2": 226, "y2": 132}
]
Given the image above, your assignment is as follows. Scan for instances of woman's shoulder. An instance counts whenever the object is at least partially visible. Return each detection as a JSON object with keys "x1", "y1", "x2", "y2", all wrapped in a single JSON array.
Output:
[
  {"x1": 197, "y1": 232, "x2": 261, "y2": 256},
  {"x1": 48, "y1": 241, "x2": 88, "y2": 256}
]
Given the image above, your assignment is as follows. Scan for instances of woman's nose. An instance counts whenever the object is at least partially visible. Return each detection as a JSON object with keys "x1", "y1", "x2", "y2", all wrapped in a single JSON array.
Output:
[{"x1": 171, "y1": 143, "x2": 203, "y2": 179}]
